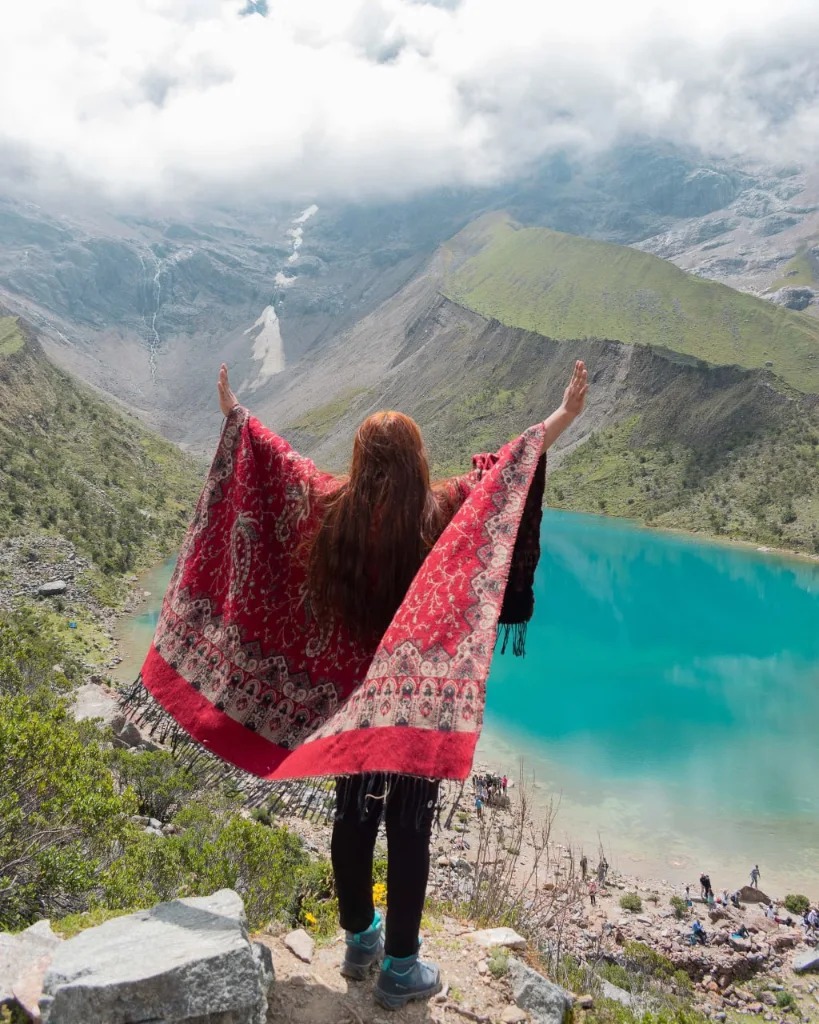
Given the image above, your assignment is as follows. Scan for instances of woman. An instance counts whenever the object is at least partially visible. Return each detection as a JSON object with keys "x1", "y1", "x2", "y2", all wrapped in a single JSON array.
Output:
[
  {"x1": 219, "y1": 361, "x2": 587, "y2": 1007},
  {"x1": 129, "y1": 359, "x2": 587, "y2": 1011}
]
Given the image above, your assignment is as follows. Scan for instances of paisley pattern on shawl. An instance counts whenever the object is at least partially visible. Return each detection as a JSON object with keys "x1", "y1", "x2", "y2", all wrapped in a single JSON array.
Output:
[{"x1": 127, "y1": 407, "x2": 546, "y2": 782}]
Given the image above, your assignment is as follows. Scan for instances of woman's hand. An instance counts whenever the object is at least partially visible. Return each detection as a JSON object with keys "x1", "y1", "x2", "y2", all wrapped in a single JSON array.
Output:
[
  {"x1": 561, "y1": 360, "x2": 588, "y2": 419},
  {"x1": 541, "y1": 359, "x2": 589, "y2": 454},
  {"x1": 217, "y1": 363, "x2": 239, "y2": 417}
]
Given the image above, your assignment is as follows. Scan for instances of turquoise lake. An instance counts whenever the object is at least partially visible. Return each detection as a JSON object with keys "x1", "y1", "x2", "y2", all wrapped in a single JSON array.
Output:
[{"x1": 117, "y1": 510, "x2": 819, "y2": 897}]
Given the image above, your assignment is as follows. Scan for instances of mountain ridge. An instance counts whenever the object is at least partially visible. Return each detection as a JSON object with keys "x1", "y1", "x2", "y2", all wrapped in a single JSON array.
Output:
[{"x1": 443, "y1": 217, "x2": 819, "y2": 393}]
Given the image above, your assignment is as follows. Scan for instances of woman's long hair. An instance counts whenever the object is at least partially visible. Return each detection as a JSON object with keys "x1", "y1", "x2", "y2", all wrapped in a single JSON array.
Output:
[{"x1": 306, "y1": 411, "x2": 448, "y2": 642}]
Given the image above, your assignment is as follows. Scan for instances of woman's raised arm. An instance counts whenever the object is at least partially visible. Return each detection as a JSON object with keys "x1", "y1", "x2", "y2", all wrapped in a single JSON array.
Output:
[
  {"x1": 218, "y1": 363, "x2": 239, "y2": 417},
  {"x1": 540, "y1": 360, "x2": 588, "y2": 454}
]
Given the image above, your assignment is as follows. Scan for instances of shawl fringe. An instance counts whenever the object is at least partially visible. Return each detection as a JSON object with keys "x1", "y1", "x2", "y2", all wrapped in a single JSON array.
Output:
[
  {"x1": 496, "y1": 621, "x2": 528, "y2": 658},
  {"x1": 118, "y1": 676, "x2": 445, "y2": 828}
]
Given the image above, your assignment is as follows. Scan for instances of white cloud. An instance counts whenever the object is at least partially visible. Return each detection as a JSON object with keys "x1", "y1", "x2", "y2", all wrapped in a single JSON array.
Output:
[{"x1": 1, "y1": 0, "x2": 818, "y2": 202}]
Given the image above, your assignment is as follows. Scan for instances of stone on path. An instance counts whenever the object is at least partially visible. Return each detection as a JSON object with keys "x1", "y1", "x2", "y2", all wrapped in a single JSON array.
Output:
[
  {"x1": 283, "y1": 928, "x2": 315, "y2": 964},
  {"x1": 729, "y1": 936, "x2": 751, "y2": 953},
  {"x1": 507, "y1": 957, "x2": 573, "y2": 1024},
  {"x1": 600, "y1": 980, "x2": 635, "y2": 1007},
  {"x1": 468, "y1": 927, "x2": 527, "y2": 950},
  {"x1": 500, "y1": 1005, "x2": 529, "y2": 1023},
  {"x1": 40, "y1": 889, "x2": 274, "y2": 1024},
  {"x1": 793, "y1": 949, "x2": 819, "y2": 973},
  {"x1": 37, "y1": 580, "x2": 67, "y2": 596}
]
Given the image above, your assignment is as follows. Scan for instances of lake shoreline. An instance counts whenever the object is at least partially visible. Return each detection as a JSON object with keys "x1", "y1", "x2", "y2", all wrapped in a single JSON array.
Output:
[
  {"x1": 551, "y1": 503, "x2": 819, "y2": 567},
  {"x1": 111, "y1": 510, "x2": 819, "y2": 902}
]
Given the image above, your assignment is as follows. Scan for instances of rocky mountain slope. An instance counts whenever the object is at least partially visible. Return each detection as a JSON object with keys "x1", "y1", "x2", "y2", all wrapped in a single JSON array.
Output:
[
  {"x1": 256, "y1": 220, "x2": 819, "y2": 554},
  {"x1": 0, "y1": 313, "x2": 201, "y2": 599},
  {"x1": 0, "y1": 142, "x2": 817, "y2": 448}
]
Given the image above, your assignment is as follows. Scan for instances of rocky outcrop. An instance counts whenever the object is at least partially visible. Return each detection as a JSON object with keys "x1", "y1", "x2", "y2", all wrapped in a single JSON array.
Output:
[
  {"x1": 40, "y1": 890, "x2": 274, "y2": 1024},
  {"x1": 507, "y1": 957, "x2": 573, "y2": 1024},
  {"x1": 793, "y1": 949, "x2": 819, "y2": 973},
  {"x1": 737, "y1": 886, "x2": 772, "y2": 906},
  {"x1": 769, "y1": 286, "x2": 816, "y2": 311},
  {"x1": 0, "y1": 920, "x2": 63, "y2": 1018}
]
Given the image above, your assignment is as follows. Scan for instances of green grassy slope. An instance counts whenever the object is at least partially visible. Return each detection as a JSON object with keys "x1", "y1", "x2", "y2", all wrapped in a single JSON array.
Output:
[
  {"x1": 770, "y1": 240, "x2": 819, "y2": 290},
  {"x1": 0, "y1": 315, "x2": 202, "y2": 581},
  {"x1": 550, "y1": 412, "x2": 819, "y2": 553},
  {"x1": 443, "y1": 218, "x2": 819, "y2": 393}
]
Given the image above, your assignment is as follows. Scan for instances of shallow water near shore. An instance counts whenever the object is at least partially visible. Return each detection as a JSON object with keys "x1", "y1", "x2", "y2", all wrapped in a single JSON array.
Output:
[{"x1": 116, "y1": 510, "x2": 819, "y2": 898}]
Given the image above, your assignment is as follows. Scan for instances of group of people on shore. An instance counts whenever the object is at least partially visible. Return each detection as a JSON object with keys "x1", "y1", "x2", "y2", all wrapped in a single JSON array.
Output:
[
  {"x1": 685, "y1": 864, "x2": 819, "y2": 946},
  {"x1": 472, "y1": 771, "x2": 508, "y2": 817}
]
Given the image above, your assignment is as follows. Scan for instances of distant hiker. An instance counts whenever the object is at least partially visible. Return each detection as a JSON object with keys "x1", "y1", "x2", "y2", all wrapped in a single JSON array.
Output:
[
  {"x1": 699, "y1": 873, "x2": 711, "y2": 899},
  {"x1": 589, "y1": 880, "x2": 598, "y2": 907},
  {"x1": 685, "y1": 885, "x2": 690, "y2": 901},
  {"x1": 691, "y1": 920, "x2": 707, "y2": 946},
  {"x1": 601, "y1": 856, "x2": 609, "y2": 881},
  {"x1": 730, "y1": 891, "x2": 741, "y2": 909},
  {"x1": 502, "y1": 774, "x2": 508, "y2": 794},
  {"x1": 475, "y1": 795, "x2": 483, "y2": 819},
  {"x1": 750, "y1": 864, "x2": 761, "y2": 887},
  {"x1": 596, "y1": 860, "x2": 606, "y2": 885},
  {"x1": 580, "y1": 854, "x2": 588, "y2": 880}
]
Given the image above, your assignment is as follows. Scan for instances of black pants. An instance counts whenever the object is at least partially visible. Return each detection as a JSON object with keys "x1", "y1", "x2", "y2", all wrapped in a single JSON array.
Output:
[{"x1": 331, "y1": 774, "x2": 439, "y2": 959}]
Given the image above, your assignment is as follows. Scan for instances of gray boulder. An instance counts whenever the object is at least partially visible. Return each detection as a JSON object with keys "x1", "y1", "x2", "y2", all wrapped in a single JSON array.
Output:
[
  {"x1": 793, "y1": 949, "x2": 819, "y2": 973},
  {"x1": 601, "y1": 979, "x2": 635, "y2": 1007},
  {"x1": 507, "y1": 957, "x2": 573, "y2": 1024},
  {"x1": 40, "y1": 890, "x2": 274, "y2": 1023},
  {"x1": 37, "y1": 580, "x2": 67, "y2": 597}
]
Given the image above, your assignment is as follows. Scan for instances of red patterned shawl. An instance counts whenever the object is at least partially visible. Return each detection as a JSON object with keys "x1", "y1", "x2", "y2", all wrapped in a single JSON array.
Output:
[{"x1": 129, "y1": 407, "x2": 546, "y2": 782}]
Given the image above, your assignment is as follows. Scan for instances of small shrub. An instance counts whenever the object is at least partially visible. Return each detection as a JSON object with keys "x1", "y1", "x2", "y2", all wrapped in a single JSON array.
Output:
[
  {"x1": 488, "y1": 946, "x2": 510, "y2": 978},
  {"x1": 598, "y1": 961, "x2": 633, "y2": 991},
  {"x1": 783, "y1": 894, "x2": 810, "y2": 916},
  {"x1": 619, "y1": 892, "x2": 642, "y2": 913},
  {"x1": 669, "y1": 895, "x2": 687, "y2": 919},
  {"x1": 624, "y1": 942, "x2": 676, "y2": 982},
  {"x1": 776, "y1": 991, "x2": 796, "y2": 1011},
  {"x1": 109, "y1": 748, "x2": 200, "y2": 821}
]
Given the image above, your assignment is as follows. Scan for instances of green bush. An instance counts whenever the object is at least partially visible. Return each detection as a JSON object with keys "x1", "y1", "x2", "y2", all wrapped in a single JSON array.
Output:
[
  {"x1": 0, "y1": 694, "x2": 136, "y2": 929},
  {"x1": 599, "y1": 962, "x2": 633, "y2": 991},
  {"x1": 586, "y1": 999, "x2": 710, "y2": 1024},
  {"x1": 669, "y1": 895, "x2": 687, "y2": 919},
  {"x1": 109, "y1": 748, "x2": 200, "y2": 821},
  {"x1": 488, "y1": 947, "x2": 510, "y2": 978},
  {"x1": 0, "y1": 608, "x2": 82, "y2": 703},
  {"x1": 619, "y1": 892, "x2": 643, "y2": 913},
  {"x1": 776, "y1": 991, "x2": 796, "y2": 1011},
  {"x1": 783, "y1": 894, "x2": 810, "y2": 916},
  {"x1": 101, "y1": 801, "x2": 308, "y2": 930}
]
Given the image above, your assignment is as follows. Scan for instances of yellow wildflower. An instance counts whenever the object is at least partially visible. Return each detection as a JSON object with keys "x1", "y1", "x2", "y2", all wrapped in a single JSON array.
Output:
[
  {"x1": 372, "y1": 883, "x2": 387, "y2": 905},
  {"x1": 304, "y1": 911, "x2": 318, "y2": 926}
]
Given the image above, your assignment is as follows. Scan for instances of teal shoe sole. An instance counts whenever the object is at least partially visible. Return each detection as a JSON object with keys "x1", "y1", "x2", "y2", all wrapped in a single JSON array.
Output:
[
  {"x1": 340, "y1": 956, "x2": 380, "y2": 981},
  {"x1": 374, "y1": 975, "x2": 443, "y2": 1010}
]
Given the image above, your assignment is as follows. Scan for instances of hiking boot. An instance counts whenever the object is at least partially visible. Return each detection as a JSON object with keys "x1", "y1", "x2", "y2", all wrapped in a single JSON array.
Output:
[
  {"x1": 374, "y1": 951, "x2": 442, "y2": 1010},
  {"x1": 340, "y1": 911, "x2": 384, "y2": 980}
]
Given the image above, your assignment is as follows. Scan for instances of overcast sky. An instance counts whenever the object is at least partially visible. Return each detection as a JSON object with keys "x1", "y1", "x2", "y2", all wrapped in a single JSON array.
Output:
[{"x1": 2, "y1": 0, "x2": 818, "y2": 203}]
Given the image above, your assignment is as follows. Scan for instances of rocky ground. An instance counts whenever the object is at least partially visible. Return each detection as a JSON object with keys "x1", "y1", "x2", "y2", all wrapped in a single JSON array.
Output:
[{"x1": 276, "y1": 774, "x2": 819, "y2": 1023}]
